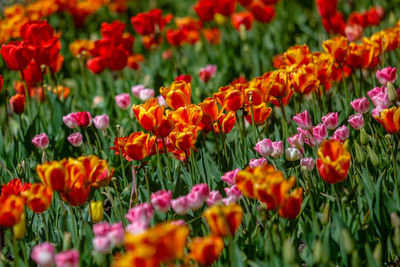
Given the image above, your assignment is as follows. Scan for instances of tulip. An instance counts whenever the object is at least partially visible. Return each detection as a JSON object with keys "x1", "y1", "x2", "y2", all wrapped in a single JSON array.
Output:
[
  {"x1": 67, "y1": 132, "x2": 83, "y2": 147},
  {"x1": 188, "y1": 235, "x2": 224, "y2": 266},
  {"x1": 151, "y1": 190, "x2": 172, "y2": 212},
  {"x1": 221, "y1": 168, "x2": 240, "y2": 186},
  {"x1": 108, "y1": 222, "x2": 125, "y2": 247},
  {"x1": 90, "y1": 201, "x2": 104, "y2": 223},
  {"x1": 376, "y1": 67, "x2": 397, "y2": 85},
  {"x1": 374, "y1": 106, "x2": 400, "y2": 134},
  {"x1": 316, "y1": 140, "x2": 351, "y2": 184},
  {"x1": 249, "y1": 158, "x2": 268, "y2": 168},
  {"x1": 31, "y1": 242, "x2": 55, "y2": 267},
  {"x1": 225, "y1": 185, "x2": 242, "y2": 202},
  {"x1": 131, "y1": 85, "x2": 146, "y2": 97},
  {"x1": 63, "y1": 113, "x2": 79, "y2": 129},
  {"x1": 138, "y1": 88, "x2": 155, "y2": 101},
  {"x1": 171, "y1": 196, "x2": 189, "y2": 215},
  {"x1": 332, "y1": 125, "x2": 349, "y2": 141},
  {"x1": 293, "y1": 110, "x2": 312, "y2": 130},
  {"x1": 203, "y1": 203, "x2": 243, "y2": 236},
  {"x1": 350, "y1": 97, "x2": 370, "y2": 114},
  {"x1": 285, "y1": 147, "x2": 302, "y2": 161},
  {"x1": 187, "y1": 191, "x2": 205, "y2": 210},
  {"x1": 300, "y1": 157, "x2": 315, "y2": 171},
  {"x1": 9, "y1": 94, "x2": 25, "y2": 114},
  {"x1": 32, "y1": 133, "x2": 50, "y2": 149},
  {"x1": 13, "y1": 212, "x2": 26, "y2": 239},
  {"x1": 278, "y1": 188, "x2": 303, "y2": 219},
  {"x1": 271, "y1": 141, "x2": 284, "y2": 158},
  {"x1": 93, "y1": 236, "x2": 111, "y2": 254},
  {"x1": 125, "y1": 221, "x2": 148, "y2": 235},
  {"x1": 55, "y1": 250, "x2": 79, "y2": 267},
  {"x1": 348, "y1": 113, "x2": 364, "y2": 130},
  {"x1": 0, "y1": 195, "x2": 24, "y2": 227},
  {"x1": 199, "y1": 64, "x2": 217, "y2": 83},
  {"x1": 254, "y1": 138, "x2": 273, "y2": 157},
  {"x1": 321, "y1": 112, "x2": 339, "y2": 129},
  {"x1": 115, "y1": 93, "x2": 131, "y2": 110},
  {"x1": 93, "y1": 114, "x2": 109, "y2": 130},
  {"x1": 125, "y1": 203, "x2": 154, "y2": 225},
  {"x1": 160, "y1": 80, "x2": 192, "y2": 110},
  {"x1": 1, "y1": 42, "x2": 32, "y2": 70},
  {"x1": 368, "y1": 87, "x2": 390, "y2": 108},
  {"x1": 74, "y1": 111, "x2": 92, "y2": 127},
  {"x1": 157, "y1": 95, "x2": 167, "y2": 107},
  {"x1": 372, "y1": 105, "x2": 385, "y2": 118},
  {"x1": 21, "y1": 183, "x2": 53, "y2": 213},
  {"x1": 206, "y1": 191, "x2": 223, "y2": 206},
  {"x1": 288, "y1": 133, "x2": 304, "y2": 148},
  {"x1": 312, "y1": 123, "x2": 328, "y2": 144},
  {"x1": 0, "y1": 74, "x2": 3, "y2": 92},
  {"x1": 175, "y1": 74, "x2": 192, "y2": 83}
]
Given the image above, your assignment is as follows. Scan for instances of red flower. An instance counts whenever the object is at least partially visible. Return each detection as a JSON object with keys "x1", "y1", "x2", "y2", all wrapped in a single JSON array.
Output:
[
  {"x1": 0, "y1": 74, "x2": 3, "y2": 92},
  {"x1": 175, "y1": 75, "x2": 192, "y2": 83},
  {"x1": 74, "y1": 111, "x2": 92, "y2": 127},
  {"x1": 1, "y1": 42, "x2": 32, "y2": 71},
  {"x1": 9, "y1": 94, "x2": 25, "y2": 114},
  {"x1": 231, "y1": 12, "x2": 254, "y2": 31},
  {"x1": 322, "y1": 12, "x2": 346, "y2": 35},
  {"x1": 248, "y1": 2, "x2": 276, "y2": 23},
  {"x1": 87, "y1": 57, "x2": 105, "y2": 74},
  {"x1": 22, "y1": 60, "x2": 43, "y2": 88},
  {"x1": 131, "y1": 9, "x2": 172, "y2": 35},
  {"x1": 316, "y1": 0, "x2": 338, "y2": 18}
]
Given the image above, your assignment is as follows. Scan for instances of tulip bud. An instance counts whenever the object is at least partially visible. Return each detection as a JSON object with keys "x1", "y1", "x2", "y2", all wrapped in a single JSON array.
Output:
[
  {"x1": 373, "y1": 242, "x2": 382, "y2": 263},
  {"x1": 151, "y1": 190, "x2": 172, "y2": 212},
  {"x1": 351, "y1": 251, "x2": 360, "y2": 267},
  {"x1": 367, "y1": 145, "x2": 379, "y2": 166},
  {"x1": 90, "y1": 201, "x2": 104, "y2": 223},
  {"x1": 391, "y1": 212, "x2": 400, "y2": 228},
  {"x1": 313, "y1": 240, "x2": 323, "y2": 264},
  {"x1": 10, "y1": 94, "x2": 25, "y2": 114},
  {"x1": 32, "y1": 133, "x2": 50, "y2": 149},
  {"x1": 214, "y1": 13, "x2": 227, "y2": 25},
  {"x1": 67, "y1": 132, "x2": 83, "y2": 147},
  {"x1": 300, "y1": 157, "x2": 315, "y2": 171},
  {"x1": 321, "y1": 112, "x2": 339, "y2": 130},
  {"x1": 285, "y1": 147, "x2": 302, "y2": 161},
  {"x1": 171, "y1": 196, "x2": 189, "y2": 215},
  {"x1": 394, "y1": 228, "x2": 400, "y2": 248},
  {"x1": 63, "y1": 232, "x2": 72, "y2": 250},
  {"x1": 93, "y1": 114, "x2": 110, "y2": 130},
  {"x1": 387, "y1": 82, "x2": 398, "y2": 103},
  {"x1": 355, "y1": 142, "x2": 365, "y2": 163},
  {"x1": 341, "y1": 228, "x2": 354, "y2": 254},
  {"x1": 321, "y1": 202, "x2": 330, "y2": 225},
  {"x1": 282, "y1": 238, "x2": 296, "y2": 264},
  {"x1": 13, "y1": 212, "x2": 26, "y2": 239},
  {"x1": 115, "y1": 93, "x2": 131, "y2": 110},
  {"x1": 31, "y1": 242, "x2": 56, "y2": 267},
  {"x1": 360, "y1": 128, "x2": 369, "y2": 145}
]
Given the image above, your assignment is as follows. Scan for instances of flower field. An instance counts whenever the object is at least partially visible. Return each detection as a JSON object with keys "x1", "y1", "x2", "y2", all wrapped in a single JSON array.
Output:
[{"x1": 1, "y1": 0, "x2": 400, "y2": 266}]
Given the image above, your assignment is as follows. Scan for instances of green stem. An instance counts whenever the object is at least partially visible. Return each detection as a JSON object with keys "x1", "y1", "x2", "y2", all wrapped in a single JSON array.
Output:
[
  {"x1": 13, "y1": 235, "x2": 19, "y2": 266},
  {"x1": 40, "y1": 212, "x2": 49, "y2": 241},
  {"x1": 341, "y1": 67, "x2": 350, "y2": 116},
  {"x1": 162, "y1": 138, "x2": 173, "y2": 182},
  {"x1": 68, "y1": 204, "x2": 77, "y2": 244}
]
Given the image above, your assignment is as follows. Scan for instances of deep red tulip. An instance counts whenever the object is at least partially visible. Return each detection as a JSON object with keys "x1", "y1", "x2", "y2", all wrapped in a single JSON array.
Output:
[{"x1": 1, "y1": 42, "x2": 32, "y2": 71}]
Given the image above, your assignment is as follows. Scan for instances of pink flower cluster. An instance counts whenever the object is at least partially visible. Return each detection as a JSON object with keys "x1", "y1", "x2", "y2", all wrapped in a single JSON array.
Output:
[
  {"x1": 125, "y1": 203, "x2": 154, "y2": 235},
  {"x1": 254, "y1": 138, "x2": 283, "y2": 158},
  {"x1": 131, "y1": 85, "x2": 155, "y2": 102},
  {"x1": 92, "y1": 222, "x2": 125, "y2": 253},
  {"x1": 63, "y1": 111, "x2": 92, "y2": 128},
  {"x1": 171, "y1": 184, "x2": 210, "y2": 214},
  {"x1": 31, "y1": 242, "x2": 79, "y2": 267}
]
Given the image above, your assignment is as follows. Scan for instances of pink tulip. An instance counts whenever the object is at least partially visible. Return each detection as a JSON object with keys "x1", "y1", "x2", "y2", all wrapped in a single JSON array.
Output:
[
  {"x1": 249, "y1": 158, "x2": 268, "y2": 168},
  {"x1": 55, "y1": 250, "x2": 79, "y2": 267},
  {"x1": 368, "y1": 87, "x2": 390, "y2": 108},
  {"x1": 271, "y1": 141, "x2": 284, "y2": 158},
  {"x1": 32, "y1": 133, "x2": 49, "y2": 149},
  {"x1": 151, "y1": 190, "x2": 172, "y2": 212},
  {"x1": 293, "y1": 110, "x2": 312, "y2": 130},
  {"x1": 300, "y1": 157, "x2": 315, "y2": 171},
  {"x1": 206, "y1": 191, "x2": 223, "y2": 206},
  {"x1": 93, "y1": 114, "x2": 109, "y2": 130},
  {"x1": 332, "y1": 125, "x2": 349, "y2": 141},
  {"x1": 171, "y1": 196, "x2": 189, "y2": 215},
  {"x1": 372, "y1": 105, "x2": 385, "y2": 118},
  {"x1": 297, "y1": 128, "x2": 316, "y2": 147},
  {"x1": 285, "y1": 147, "x2": 302, "y2": 161},
  {"x1": 157, "y1": 95, "x2": 167, "y2": 107},
  {"x1": 191, "y1": 184, "x2": 210, "y2": 202},
  {"x1": 115, "y1": 93, "x2": 131, "y2": 110},
  {"x1": 254, "y1": 138, "x2": 273, "y2": 157},
  {"x1": 108, "y1": 222, "x2": 125, "y2": 247},
  {"x1": 199, "y1": 64, "x2": 217, "y2": 83},
  {"x1": 93, "y1": 237, "x2": 111, "y2": 254},
  {"x1": 345, "y1": 24, "x2": 363, "y2": 42},
  {"x1": 321, "y1": 112, "x2": 339, "y2": 129},
  {"x1": 350, "y1": 97, "x2": 370, "y2": 114},
  {"x1": 312, "y1": 123, "x2": 328, "y2": 143},
  {"x1": 93, "y1": 222, "x2": 111, "y2": 237},
  {"x1": 139, "y1": 88, "x2": 155, "y2": 101},
  {"x1": 288, "y1": 133, "x2": 304, "y2": 148},
  {"x1": 221, "y1": 168, "x2": 240, "y2": 186},
  {"x1": 125, "y1": 221, "x2": 148, "y2": 235},
  {"x1": 224, "y1": 185, "x2": 242, "y2": 202},
  {"x1": 125, "y1": 203, "x2": 154, "y2": 225},
  {"x1": 187, "y1": 191, "x2": 204, "y2": 210},
  {"x1": 63, "y1": 113, "x2": 79, "y2": 129},
  {"x1": 376, "y1": 67, "x2": 397, "y2": 85},
  {"x1": 131, "y1": 85, "x2": 146, "y2": 97},
  {"x1": 31, "y1": 242, "x2": 55, "y2": 267},
  {"x1": 348, "y1": 113, "x2": 364, "y2": 130},
  {"x1": 67, "y1": 132, "x2": 83, "y2": 147}
]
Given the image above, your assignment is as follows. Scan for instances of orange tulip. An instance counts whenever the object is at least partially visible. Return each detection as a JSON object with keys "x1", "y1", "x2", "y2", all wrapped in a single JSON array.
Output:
[
  {"x1": 316, "y1": 140, "x2": 351, "y2": 184},
  {"x1": 0, "y1": 195, "x2": 24, "y2": 227},
  {"x1": 278, "y1": 187, "x2": 303, "y2": 219},
  {"x1": 160, "y1": 80, "x2": 192, "y2": 110},
  {"x1": 124, "y1": 222, "x2": 189, "y2": 264},
  {"x1": 169, "y1": 124, "x2": 198, "y2": 152},
  {"x1": 133, "y1": 98, "x2": 164, "y2": 131},
  {"x1": 374, "y1": 106, "x2": 400, "y2": 134},
  {"x1": 282, "y1": 44, "x2": 311, "y2": 66},
  {"x1": 111, "y1": 132, "x2": 156, "y2": 161},
  {"x1": 78, "y1": 155, "x2": 114, "y2": 188},
  {"x1": 203, "y1": 203, "x2": 243, "y2": 237},
  {"x1": 213, "y1": 111, "x2": 236, "y2": 134},
  {"x1": 265, "y1": 70, "x2": 291, "y2": 99},
  {"x1": 199, "y1": 97, "x2": 219, "y2": 126},
  {"x1": 322, "y1": 36, "x2": 348, "y2": 63},
  {"x1": 36, "y1": 160, "x2": 68, "y2": 191},
  {"x1": 21, "y1": 183, "x2": 53, "y2": 213},
  {"x1": 170, "y1": 104, "x2": 203, "y2": 127},
  {"x1": 188, "y1": 235, "x2": 224, "y2": 266},
  {"x1": 154, "y1": 113, "x2": 175, "y2": 137},
  {"x1": 290, "y1": 67, "x2": 320, "y2": 95},
  {"x1": 213, "y1": 84, "x2": 246, "y2": 112},
  {"x1": 245, "y1": 103, "x2": 272, "y2": 125}
]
